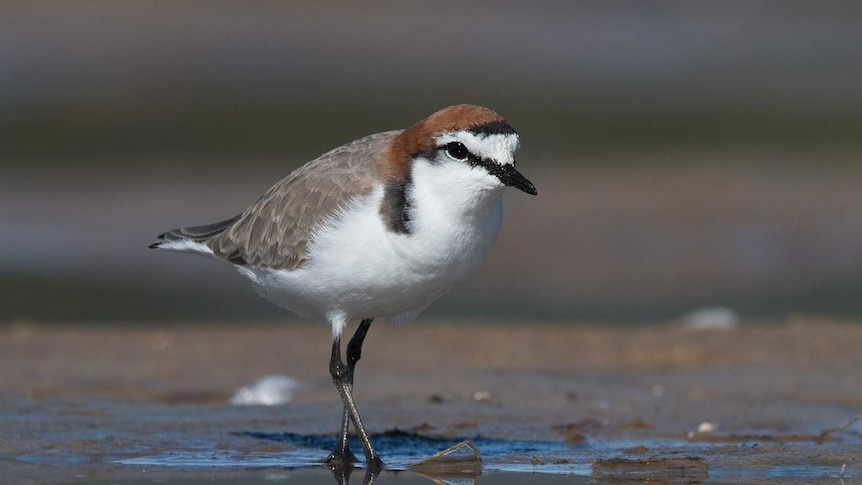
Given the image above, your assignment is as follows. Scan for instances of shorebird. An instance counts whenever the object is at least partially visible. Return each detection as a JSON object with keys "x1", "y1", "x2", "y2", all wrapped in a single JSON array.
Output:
[{"x1": 149, "y1": 104, "x2": 537, "y2": 470}]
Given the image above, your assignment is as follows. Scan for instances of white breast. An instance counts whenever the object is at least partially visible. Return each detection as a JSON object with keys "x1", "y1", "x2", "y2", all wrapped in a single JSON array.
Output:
[{"x1": 237, "y1": 172, "x2": 505, "y2": 337}]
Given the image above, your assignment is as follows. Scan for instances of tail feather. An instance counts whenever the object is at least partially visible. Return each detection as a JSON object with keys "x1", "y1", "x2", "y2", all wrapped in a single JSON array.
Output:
[{"x1": 149, "y1": 215, "x2": 240, "y2": 250}]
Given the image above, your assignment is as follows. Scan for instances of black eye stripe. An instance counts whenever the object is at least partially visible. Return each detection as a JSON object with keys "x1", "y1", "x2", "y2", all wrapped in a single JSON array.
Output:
[{"x1": 438, "y1": 142, "x2": 500, "y2": 169}]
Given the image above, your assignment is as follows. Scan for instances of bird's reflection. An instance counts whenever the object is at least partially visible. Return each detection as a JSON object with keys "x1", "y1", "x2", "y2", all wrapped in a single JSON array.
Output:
[
  {"x1": 325, "y1": 460, "x2": 380, "y2": 485},
  {"x1": 324, "y1": 441, "x2": 482, "y2": 485},
  {"x1": 325, "y1": 461, "x2": 481, "y2": 485}
]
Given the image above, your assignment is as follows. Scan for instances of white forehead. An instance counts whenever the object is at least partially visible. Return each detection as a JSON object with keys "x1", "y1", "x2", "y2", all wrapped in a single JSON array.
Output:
[{"x1": 435, "y1": 131, "x2": 520, "y2": 166}]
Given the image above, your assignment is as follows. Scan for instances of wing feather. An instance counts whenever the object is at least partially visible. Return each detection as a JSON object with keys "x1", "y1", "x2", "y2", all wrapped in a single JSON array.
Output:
[{"x1": 206, "y1": 131, "x2": 400, "y2": 270}]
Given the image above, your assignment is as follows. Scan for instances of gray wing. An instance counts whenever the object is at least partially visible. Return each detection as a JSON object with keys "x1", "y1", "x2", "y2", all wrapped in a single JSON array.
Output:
[{"x1": 206, "y1": 130, "x2": 401, "y2": 270}]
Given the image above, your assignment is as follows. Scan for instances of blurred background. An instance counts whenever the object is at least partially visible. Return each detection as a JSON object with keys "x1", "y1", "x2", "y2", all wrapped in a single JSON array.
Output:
[{"x1": 3, "y1": 1, "x2": 861, "y2": 324}]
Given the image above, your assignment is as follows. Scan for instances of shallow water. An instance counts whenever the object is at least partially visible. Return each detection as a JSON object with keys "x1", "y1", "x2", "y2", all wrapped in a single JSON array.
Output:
[
  {"x1": 6, "y1": 411, "x2": 857, "y2": 484},
  {"x1": 70, "y1": 469, "x2": 594, "y2": 485},
  {"x1": 3, "y1": 321, "x2": 861, "y2": 484},
  {"x1": 109, "y1": 435, "x2": 857, "y2": 483}
]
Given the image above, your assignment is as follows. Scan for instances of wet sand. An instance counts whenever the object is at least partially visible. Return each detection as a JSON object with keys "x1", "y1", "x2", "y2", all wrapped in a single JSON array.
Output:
[{"x1": 2, "y1": 318, "x2": 861, "y2": 483}]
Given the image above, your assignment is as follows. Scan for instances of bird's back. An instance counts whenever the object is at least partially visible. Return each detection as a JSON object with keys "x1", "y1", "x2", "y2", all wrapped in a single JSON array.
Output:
[{"x1": 150, "y1": 131, "x2": 400, "y2": 269}]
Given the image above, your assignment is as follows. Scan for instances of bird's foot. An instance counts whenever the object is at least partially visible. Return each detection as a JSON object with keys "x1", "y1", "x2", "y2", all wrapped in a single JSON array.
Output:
[
  {"x1": 324, "y1": 444, "x2": 360, "y2": 466},
  {"x1": 364, "y1": 453, "x2": 384, "y2": 475}
]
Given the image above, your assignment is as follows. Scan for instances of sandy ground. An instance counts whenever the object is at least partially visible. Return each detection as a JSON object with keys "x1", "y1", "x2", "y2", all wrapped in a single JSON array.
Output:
[{"x1": 1, "y1": 318, "x2": 861, "y2": 483}]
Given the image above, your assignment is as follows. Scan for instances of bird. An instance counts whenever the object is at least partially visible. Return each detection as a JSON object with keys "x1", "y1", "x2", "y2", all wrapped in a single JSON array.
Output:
[{"x1": 149, "y1": 104, "x2": 537, "y2": 470}]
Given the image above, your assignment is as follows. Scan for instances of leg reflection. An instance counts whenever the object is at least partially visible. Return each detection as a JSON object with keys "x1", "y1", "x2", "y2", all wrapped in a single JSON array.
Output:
[{"x1": 326, "y1": 460, "x2": 380, "y2": 485}]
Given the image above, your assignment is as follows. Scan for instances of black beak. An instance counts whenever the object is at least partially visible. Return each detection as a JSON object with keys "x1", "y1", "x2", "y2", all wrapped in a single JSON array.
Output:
[{"x1": 498, "y1": 164, "x2": 538, "y2": 195}]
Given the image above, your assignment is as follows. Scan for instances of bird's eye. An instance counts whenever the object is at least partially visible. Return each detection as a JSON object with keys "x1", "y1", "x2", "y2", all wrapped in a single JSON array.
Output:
[{"x1": 444, "y1": 142, "x2": 469, "y2": 161}]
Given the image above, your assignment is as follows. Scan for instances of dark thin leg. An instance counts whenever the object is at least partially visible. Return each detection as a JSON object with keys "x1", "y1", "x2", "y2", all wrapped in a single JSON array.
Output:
[
  {"x1": 347, "y1": 319, "x2": 373, "y2": 379},
  {"x1": 326, "y1": 322, "x2": 383, "y2": 471},
  {"x1": 325, "y1": 319, "x2": 373, "y2": 465}
]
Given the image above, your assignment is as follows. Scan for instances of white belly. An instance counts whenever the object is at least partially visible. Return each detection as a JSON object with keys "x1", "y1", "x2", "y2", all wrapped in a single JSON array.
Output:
[{"x1": 236, "y1": 187, "x2": 504, "y2": 337}]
